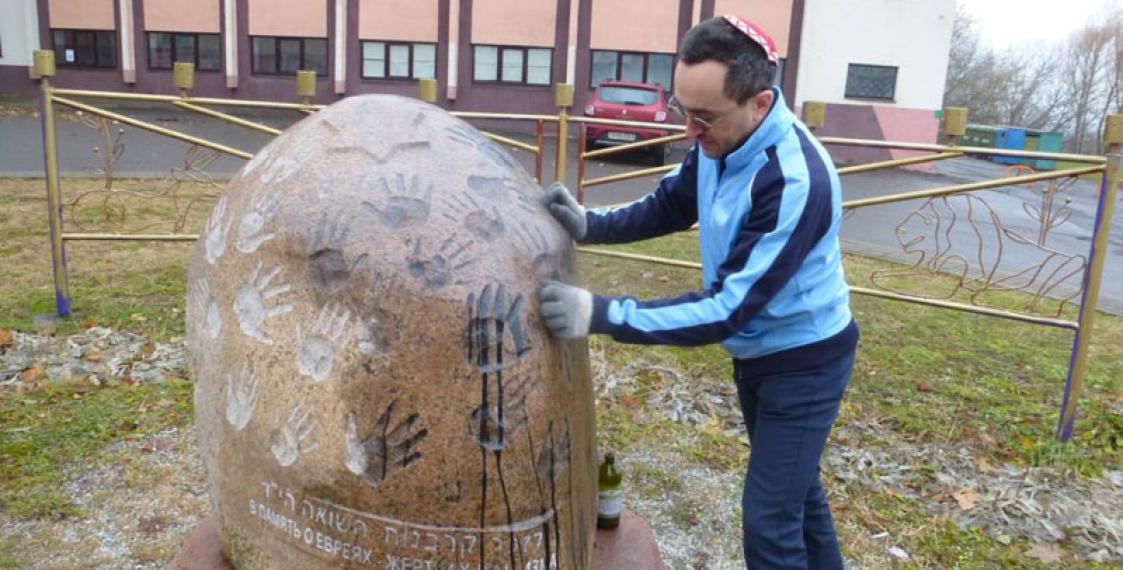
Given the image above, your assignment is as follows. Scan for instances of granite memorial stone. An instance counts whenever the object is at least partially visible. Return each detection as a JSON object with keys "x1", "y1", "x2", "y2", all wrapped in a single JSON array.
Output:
[{"x1": 186, "y1": 95, "x2": 597, "y2": 569}]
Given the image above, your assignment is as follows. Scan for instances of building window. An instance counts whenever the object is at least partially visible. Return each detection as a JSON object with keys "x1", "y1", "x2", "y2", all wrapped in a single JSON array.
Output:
[
  {"x1": 845, "y1": 64, "x2": 897, "y2": 100},
  {"x1": 473, "y1": 45, "x2": 551, "y2": 86},
  {"x1": 590, "y1": 51, "x2": 674, "y2": 90},
  {"x1": 251, "y1": 36, "x2": 328, "y2": 76},
  {"x1": 52, "y1": 29, "x2": 117, "y2": 68},
  {"x1": 148, "y1": 32, "x2": 221, "y2": 71},
  {"x1": 361, "y1": 41, "x2": 435, "y2": 80}
]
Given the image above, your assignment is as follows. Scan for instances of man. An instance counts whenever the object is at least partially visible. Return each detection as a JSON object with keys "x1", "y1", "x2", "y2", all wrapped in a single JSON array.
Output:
[{"x1": 539, "y1": 15, "x2": 858, "y2": 569}]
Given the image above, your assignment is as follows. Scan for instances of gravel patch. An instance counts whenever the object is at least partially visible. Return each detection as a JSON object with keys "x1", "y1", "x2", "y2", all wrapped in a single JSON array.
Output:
[
  {"x1": 1, "y1": 427, "x2": 208, "y2": 568},
  {"x1": 0, "y1": 327, "x2": 187, "y2": 387}
]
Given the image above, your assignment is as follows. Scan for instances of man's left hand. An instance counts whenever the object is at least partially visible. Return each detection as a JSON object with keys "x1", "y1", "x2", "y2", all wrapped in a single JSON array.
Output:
[{"x1": 539, "y1": 281, "x2": 593, "y2": 339}]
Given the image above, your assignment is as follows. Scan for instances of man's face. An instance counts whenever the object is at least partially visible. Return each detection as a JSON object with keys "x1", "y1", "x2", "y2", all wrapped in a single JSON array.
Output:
[{"x1": 671, "y1": 60, "x2": 773, "y2": 159}]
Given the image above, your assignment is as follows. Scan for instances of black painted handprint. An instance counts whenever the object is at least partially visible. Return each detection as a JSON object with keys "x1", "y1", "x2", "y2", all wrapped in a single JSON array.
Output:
[{"x1": 345, "y1": 401, "x2": 429, "y2": 489}]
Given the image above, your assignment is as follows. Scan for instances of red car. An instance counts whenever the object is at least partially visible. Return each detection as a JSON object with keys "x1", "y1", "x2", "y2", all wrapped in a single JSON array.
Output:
[{"x1": 583, "y1": 80, "x2": 672, "y2": 164}]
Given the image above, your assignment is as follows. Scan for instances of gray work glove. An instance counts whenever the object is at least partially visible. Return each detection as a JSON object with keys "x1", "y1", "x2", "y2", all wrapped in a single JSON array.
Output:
[
  {"x1": 542, "y1": 182, "x2": 587, "y2": 241},
  {"x1": 539, "y1": 281, "x2": 593, "y2": 339}
]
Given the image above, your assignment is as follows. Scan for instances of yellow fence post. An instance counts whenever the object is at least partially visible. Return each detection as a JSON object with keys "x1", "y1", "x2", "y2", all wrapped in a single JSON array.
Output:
[
  {"x1": 173, "y1": 62, "x2": 195, "y2": 98},
  {"x1": 802, "y1": 101, "x2": 826, "y2": 131},
  {"x1": 942, "y1": 107, "x2": 968, "y2": 146},
  {"x1": 296, "y1": 70, "x2": 316, "y2": 107},
  {"x1": 419, "y1": 78, "x2": 438, "y2": 104},
  {"x1": 555, "y1": 83, "x2": 574, "y2": 185},
  {"x1": 1056, "y1": 114, "x2": 1123, "y2": 439},
  {"x1": 34, "y1": 50, "x2": 72, "y2": 317}
]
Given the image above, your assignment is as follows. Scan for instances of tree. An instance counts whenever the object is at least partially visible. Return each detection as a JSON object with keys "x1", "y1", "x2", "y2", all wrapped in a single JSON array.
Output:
[
  {"x1": 943, "y1": 7, "x2": 1005, "y2": 123},
  {"x1": 1064, "y1": 20, "x2": 1116, "y2": 153},
  {"x1": 943, "y1": 6, "x2": 1123, "y2": 153}
]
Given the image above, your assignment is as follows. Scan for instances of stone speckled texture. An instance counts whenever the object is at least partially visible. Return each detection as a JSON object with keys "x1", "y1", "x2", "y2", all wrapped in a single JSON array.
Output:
[{"x1": 185, "y1": 95, "x2": 597, "y2": 569}]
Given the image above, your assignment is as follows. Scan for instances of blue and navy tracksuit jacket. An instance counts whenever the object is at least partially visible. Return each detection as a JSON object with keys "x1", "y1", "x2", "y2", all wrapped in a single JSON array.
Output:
[{"x1": 584, "y1": 88, "x2": 857, "y2": 367}]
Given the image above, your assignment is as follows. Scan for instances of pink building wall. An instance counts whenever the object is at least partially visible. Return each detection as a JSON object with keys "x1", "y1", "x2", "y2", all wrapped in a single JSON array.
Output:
[
  {"x1": 358, "y1": 0, "x2": 437, "y2": 41},
  {"x1": 471, "y1": 0, "x2": 557, "y2": 47},
  {"x1": 590, "y1": 0, "x2": 679, "y2": 52},
  {"x1": 48, "y1": 0, "x2": 114, "y2": 29},
  {"x1": 874, "y1": 106, "x2": 941, "y2": 165},
  {"x1": 247, "y1": 0, "x2": 327, "y2": 37},
  {"x1": 812, "y1": 103, "x2": 941, "y2": 169},
  {"x1": 143, "y1": 0, "x2": 220, "y2": 33}
]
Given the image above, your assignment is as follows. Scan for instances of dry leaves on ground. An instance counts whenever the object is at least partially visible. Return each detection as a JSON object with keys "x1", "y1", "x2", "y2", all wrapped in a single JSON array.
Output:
[
  {"x1": 1025, "y1": 542, "x2": 1068, "y2": 563},
  {"x1": 952, "y1": 487, "x2": 980, "y2": 511}
]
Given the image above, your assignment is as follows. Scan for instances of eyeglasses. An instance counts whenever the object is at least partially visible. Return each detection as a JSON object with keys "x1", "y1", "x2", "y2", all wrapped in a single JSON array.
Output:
[
  {"x1": 668, "y1": 96, "x2": 736, "y2": 131},
  {"x1": 668, "y1": 90, "x2": 770, "y2": 131}
]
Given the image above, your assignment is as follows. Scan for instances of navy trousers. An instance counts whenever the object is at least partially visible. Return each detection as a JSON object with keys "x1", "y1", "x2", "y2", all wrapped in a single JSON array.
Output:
[{"x1": 732, "y1": 334, "x2": 856, "y2": 569}]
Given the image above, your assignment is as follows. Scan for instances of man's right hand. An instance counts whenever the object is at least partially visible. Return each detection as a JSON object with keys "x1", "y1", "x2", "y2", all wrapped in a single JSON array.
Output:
[{"x1": 542, "y1": 182, "x2": 586, "y2": 241}]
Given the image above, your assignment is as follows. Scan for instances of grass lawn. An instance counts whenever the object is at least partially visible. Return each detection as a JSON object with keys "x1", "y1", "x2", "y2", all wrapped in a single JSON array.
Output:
[
  {"x1": 1057, "y1": 159, "x2": 1120, "y2": 185},
  {"x1": 1, "y1": 176, "x2": 1121, "y2": 567}
]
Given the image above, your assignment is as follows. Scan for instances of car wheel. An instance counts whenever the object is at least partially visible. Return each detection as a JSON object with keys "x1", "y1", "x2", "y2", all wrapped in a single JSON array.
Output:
[{"x1": 648, "y1": 144, "x2": 666, "y2": 166}]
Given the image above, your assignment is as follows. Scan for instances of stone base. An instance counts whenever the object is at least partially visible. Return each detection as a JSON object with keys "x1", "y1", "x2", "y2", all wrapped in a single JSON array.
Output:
[
  {"x1": 170, "y1": 511, "x2": 664, "y2": 569},
  {"x1": 168, "y1": 518, "x2": 232, "y2": 570},
  {"x1": 592, "y1": 510, "x2": 666, "y2": 570}
]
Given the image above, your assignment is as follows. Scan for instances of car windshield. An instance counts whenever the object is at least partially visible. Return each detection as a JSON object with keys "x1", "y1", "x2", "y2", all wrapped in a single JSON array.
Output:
[{"x1": 596, "y1": 86, "x2": 659, "y2": 106}]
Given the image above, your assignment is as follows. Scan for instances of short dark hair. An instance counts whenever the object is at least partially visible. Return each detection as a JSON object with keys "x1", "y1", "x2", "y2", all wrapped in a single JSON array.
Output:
[{"x1": 678, "y1": 17, "x2": 777, "y2": 104}]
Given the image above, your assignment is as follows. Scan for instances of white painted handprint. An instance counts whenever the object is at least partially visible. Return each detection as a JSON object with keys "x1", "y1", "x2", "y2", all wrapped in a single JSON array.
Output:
[
  {"x1": 344, "y1": 412, "x2": 369, "y2": 476},
  {"x1": 297, "y1": 302, "x2": 352, "y2": 384},
  {"x1": 235, "y1": 187, "x2": 282, "y2": 254},
  {"x1": 271, "y1": 404, "x2": 318, "y2": 467},
  {"x1": 188, "y1": 278, "x2": 223, "y2": 340},
  {"x1": 225, "y1": 363, "x2": 259, "y2": 431},
  {"x1": 234, "y1": 261, "x2": 294, "y2": 345},
  {"x1": 345, "y1": 402, "x2": 427, "y2": 488},
  {"x1": 204, "y1": 195, "x2": 232, "y2": 265}
]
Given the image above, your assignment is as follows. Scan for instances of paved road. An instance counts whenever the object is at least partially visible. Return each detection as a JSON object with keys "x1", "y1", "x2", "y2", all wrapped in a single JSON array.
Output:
[{"x1": 1, "y1": 103, "x2": 1119, "y2": 313}]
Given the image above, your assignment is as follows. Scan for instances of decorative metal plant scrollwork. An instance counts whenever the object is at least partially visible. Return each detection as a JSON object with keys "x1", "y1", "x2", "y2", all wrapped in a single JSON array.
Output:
[
  {"x1": 1003, "y1": 165, "x2": 1078, "y2": 247},
  {"x1": 78, "y1": 113, "x2": 124, "y2": 191},
  {"x1": 867, "y1": 192, "x2": 1087, "y2": 317},
  {"x1": 67, "y1": 117, "x2": 223, "y2": 234}
]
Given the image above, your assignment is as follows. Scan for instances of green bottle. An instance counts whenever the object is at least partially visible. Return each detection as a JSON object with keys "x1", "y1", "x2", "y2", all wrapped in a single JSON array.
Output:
[{"x1": 597, "y1": 452, "x2": 622, "y2": 529}]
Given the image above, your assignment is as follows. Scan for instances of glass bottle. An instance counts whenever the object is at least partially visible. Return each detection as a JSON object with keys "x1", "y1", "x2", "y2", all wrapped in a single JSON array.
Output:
[{"x1": 597, "y1": 451, "x2": 622, "y2": 529}]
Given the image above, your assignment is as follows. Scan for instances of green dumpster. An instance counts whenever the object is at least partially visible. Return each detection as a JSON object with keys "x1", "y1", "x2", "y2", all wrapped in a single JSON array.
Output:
[
  {"x1": 962, "y1": 124, "x2": 998, "y2": 160},
  {"x1": 962, "y1": 124, "x2": 998, "y2": 148},
  {"x1": 1023, "y1": 130, "x2": 1063, "y2": 171},
  {"x1": 1023, "y1": 134, "x2": 1040, "y2": 166}
]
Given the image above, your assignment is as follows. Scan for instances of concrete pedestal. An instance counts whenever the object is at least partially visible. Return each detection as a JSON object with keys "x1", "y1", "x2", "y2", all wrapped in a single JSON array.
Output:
[{"x1": 171, "y1": 511, "x2": 664, "y2": 569}]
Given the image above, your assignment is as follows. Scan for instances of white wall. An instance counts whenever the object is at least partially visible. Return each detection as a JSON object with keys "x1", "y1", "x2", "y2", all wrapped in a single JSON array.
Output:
[
  {"x1": 0, "y1": 0, "x2": 40, "y2": 67},
  {"x1": 795, "y1": 0, "x2": 954, "y2": 110}
]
